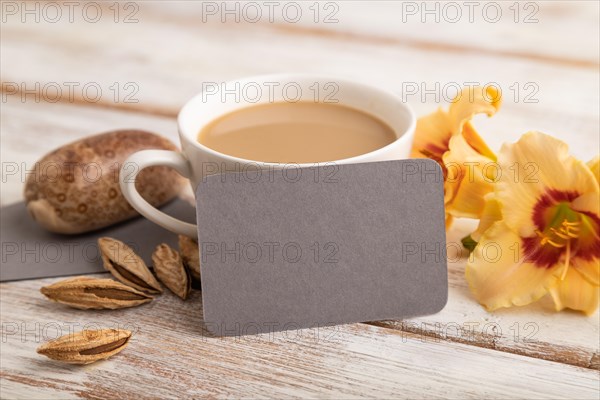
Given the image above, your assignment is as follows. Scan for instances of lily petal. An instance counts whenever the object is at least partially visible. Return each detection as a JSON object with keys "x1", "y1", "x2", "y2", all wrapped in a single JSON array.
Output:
[
  {"x1": 410, "y1": 108, "x2": 452, "y2": 160},
  {"x1": 466, "y1": 222, "x2": 560, "y2": 311},
  {"x1": 462, "y1": 122, "x2": 496, "y2": 161},
  {"x1": 496, "y1": 132, "x2": 599, "y2": 237},
  {"x1": 571, "y1": 192, "x2": 600, "y2": 216},
  {"x1": 445, "y1": 214, "x2": 454, "y2": 230},
  {"x1": 572, "y1": 258, "x2": 600, "y2": 286},
  {"x1": 548, "y1": 267, "x2": 599, "y2": 315},
  {"x1": 587, "y1": 156, "x2": 600, "y2": 185},
  {"x1": 443, "y1": 134, "x2": 496, "y2": 219},
  {"x1": 448, "y1": 86, "x2": 501, "y2": 138},
  {"x1": 471, "y1": 193, "x2": 503, "y2": 242}
]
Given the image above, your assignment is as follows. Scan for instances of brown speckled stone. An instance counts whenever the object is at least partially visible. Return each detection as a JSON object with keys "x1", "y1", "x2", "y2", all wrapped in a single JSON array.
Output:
[{"x1": 24, "y1": 130, "x2": 186, "y2": 234}]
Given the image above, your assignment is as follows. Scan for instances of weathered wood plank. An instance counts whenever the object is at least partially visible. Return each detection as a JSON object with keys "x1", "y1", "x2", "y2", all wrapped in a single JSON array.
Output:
[
  {"x1": 132, "y1": 1, "x2": 600, "y2": 66},
  {"x1": 2, "y1": 99, "x2": 598, "y2": 372},
  {"x1": 0, "y1": 98, "x2": 182, "y2": 205},
  {"x1": 372, "y1": 227, "x2": 600, "y2": 370},
  {"x1": 1, "y1": 275, "x2": 599, "y2": 399},
  {"x1": 1, "y1": 1, "x2": 599, "y2": 161},
  {"x1": 2, "y1": 4, "x2": 599, "y2": 394}
]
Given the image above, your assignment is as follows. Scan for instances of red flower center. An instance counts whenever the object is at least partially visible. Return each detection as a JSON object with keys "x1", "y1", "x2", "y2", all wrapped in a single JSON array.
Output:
[{"x1": 523, "y1": 189, "x2": 600, "y2": 270}]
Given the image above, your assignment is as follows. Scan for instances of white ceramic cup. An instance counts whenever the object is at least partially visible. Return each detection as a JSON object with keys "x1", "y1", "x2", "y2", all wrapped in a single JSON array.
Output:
[{"x1": 120, "y1": 74, "x2": 416, "y2": 237}]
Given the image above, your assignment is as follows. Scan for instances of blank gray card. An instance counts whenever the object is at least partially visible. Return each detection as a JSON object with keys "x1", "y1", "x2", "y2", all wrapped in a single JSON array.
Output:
[
  {"x1": 196, "y1": 159, "x2": 448, "y2": 336},
  {"x1": 0, "y1": 199, "x2": 196, "y2": 281}
]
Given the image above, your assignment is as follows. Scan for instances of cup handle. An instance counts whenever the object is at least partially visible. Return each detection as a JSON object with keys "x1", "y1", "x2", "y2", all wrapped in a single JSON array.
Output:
[{"x1": 120, "y1": 149, "x2": 198, "y2": 238}]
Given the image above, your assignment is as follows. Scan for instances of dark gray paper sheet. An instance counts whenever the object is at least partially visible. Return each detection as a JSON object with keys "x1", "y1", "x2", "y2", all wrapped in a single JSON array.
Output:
[
  {"x1": 0, "y1": 199, "x2": 196, "y2": 281},
  {"x1": 196, "y1": 159, "x2": 448, "y2": 336}
]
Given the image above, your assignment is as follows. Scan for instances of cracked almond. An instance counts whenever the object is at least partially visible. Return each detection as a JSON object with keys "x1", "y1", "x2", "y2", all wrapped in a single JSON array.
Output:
[
  {"x1": 37, "y1": 328, "x2": 131, "y2": 364},
  {"x1": 40, "y1": 276, "x2": 152, "y2": 309},
  {"x1": 98, "y1": 237, "x2": 162, "y2": 294},
  {"x1": 152, "y1": 244, "x2": 191, "y2": 300},
  {"x1": 178, "y1": 235, "x2": 201, "y2": 282}
]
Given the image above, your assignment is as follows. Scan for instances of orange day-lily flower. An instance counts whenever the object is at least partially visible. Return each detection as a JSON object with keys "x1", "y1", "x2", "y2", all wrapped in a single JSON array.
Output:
[
  {"x1": 411, "y1": 86, "x2": 501, "y2": 227},
  {"x1": 466, "y1": 132, "x2": 600, "y2": 315}
]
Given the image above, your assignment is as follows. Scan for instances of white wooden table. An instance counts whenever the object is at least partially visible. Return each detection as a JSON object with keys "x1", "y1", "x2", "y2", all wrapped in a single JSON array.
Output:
[{"x1": 1, "y1": 1, "x2": 599, "y2": 398}]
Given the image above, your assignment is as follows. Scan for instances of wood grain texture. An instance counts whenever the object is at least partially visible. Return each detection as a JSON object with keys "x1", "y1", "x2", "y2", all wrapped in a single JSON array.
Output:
[
  {"x1": 2, "y1": 98, "x2": 598, "y2": 374},
  {"x1": 2, "y1": 1, "x2": 600, "y2": 397},
  {"x1": 371, "y1": 222, "x2": 600, "y2": 370},
  {"x1": 1, "y1": 275, "x2": 599, "y2": 400},
  {"x1": 1, "y1": 1, "x2": 599, "y2": 162},
  {"x1": 151, "y1": 1, "x2": 600, "y2": 66},
  {"x1": 0, "y1": 98, "x2": 179, "y2": 205}
]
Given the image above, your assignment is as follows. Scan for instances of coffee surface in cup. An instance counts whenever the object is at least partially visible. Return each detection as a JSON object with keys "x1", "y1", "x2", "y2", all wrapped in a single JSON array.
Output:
[{"x1": 197, "y1": 102, "x2": 396, "y2": 163}]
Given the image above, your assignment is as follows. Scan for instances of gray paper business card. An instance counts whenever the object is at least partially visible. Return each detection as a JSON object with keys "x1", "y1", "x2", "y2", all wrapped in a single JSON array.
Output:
[
  {"x1": 196, "y1": 159, "x2": 448, "y2": 336},
  {"x1": 0, "y1": 199, "x2": 196, "y2": 281}
]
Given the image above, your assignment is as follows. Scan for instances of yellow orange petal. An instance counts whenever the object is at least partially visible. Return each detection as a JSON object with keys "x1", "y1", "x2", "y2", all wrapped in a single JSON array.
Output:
[
  {"x1": 471, "y1": 193, "x2": 503, "y2": 242},
  {"x1": 496, "y1": 132, "x2": 599, "y2": 237},
  {"x1": 411, "y1": 108, "x2": 452, "y2": 159},
  {"x1": 462, "y1": 122, "x2": 496, "y2": 161},
  {"x1": 587, "y1": 156, "x2": 600, "y2": 185},
  {"x1": 466, "y1": 222, "x2": 560, "y2": 311},
  {"x1": 448, "y1": 86, "x2": 501, "y2": 137},
  {"x1": 443, "y1": 134, "x2": 495, "y2": 219},
  {"x1": 445, "y1": 213, "x2": 454, "y2": 230},
  {"x1": 548, "y1": 267, "x2": 599, "y2": 315},
  {"x1": 572, "y1": 258, "x2": 600, "y2": 286},
  {"x1": 571, "y1": 192, "x2": 600, "y2": 216}
]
